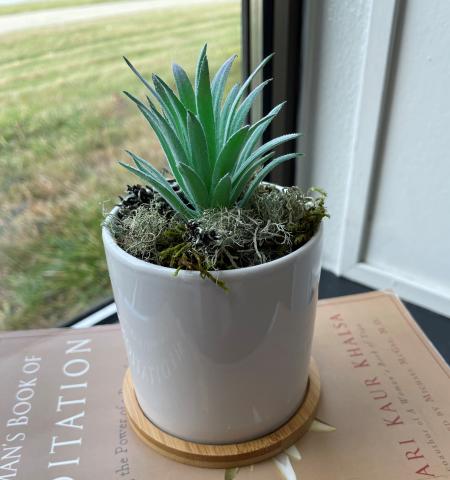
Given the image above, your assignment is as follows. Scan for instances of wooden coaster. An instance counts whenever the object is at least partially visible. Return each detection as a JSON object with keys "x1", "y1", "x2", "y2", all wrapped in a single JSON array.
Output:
[{"x1": 123, "y1": 359, "x2": 320, "y2": 469}]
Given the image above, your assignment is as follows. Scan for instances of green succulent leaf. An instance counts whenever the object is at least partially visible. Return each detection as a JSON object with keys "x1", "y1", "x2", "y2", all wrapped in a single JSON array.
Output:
[
  {"x1": 178, "y1": 162, "x2": 210, "y2": 209},
  {"x1": 119, "y1": 161, "x2": 196, "y2": 220},
  {"x1": 218, "y1": 82, "x2": 240, "y2": 149},
  {"x1": 224, "y1": 53, "x2": 274, "y2": 140},
  {"x1": 211, "y1": 54, "x2": 237, "y2": 119},
  {"x1": 186, "y1": 111, "x2": 211, "y2": 188},
  {"x1": 125, "y1": 150, "x2": 168, "y2": 183},
  {"x1": 239, "y1": 153, "x2": 303, "y2": 207},
  {"x1": 212, "y1": 125, "x2": 249, "y2": 187},
  {"x1": 172, "y1": 63, "x2": 196, "y2": 113},
  {"x1": 195, "y1": 44, "x2": 207, "y2": 92},
  {"x1": 230, "y1": 151, "x2": 275, "y2": 204},
  {"x1": 152, "y1": 74, "x2": 189, "y2": 150},
  {"x1": 236, "y1": 104, "x2": 284, "y2": 169},
  {"x1": 229, "y1": 78, "x2": 272, "y2": 136},
  {"x1": 211, "y1": 173, "x2": 232, "y2": 207},
  {"x1": 123, "y1": 91, "x2": 194, "y2": 204},
  {"x1": 123, "y1": 57, "x2": 160, "y2": 103},
  {"x1": 121, "y1": 47, "x2": 303, "y2": 218},
  {"x1": 145, "y1": 94, "x2": 157, "y2": 110},
  {"x1": 196, "y1": 53, "x2": 216, "y2": 167},
  {"x1": 243, "y1": 133, "x2": 301, "y2": 170}
]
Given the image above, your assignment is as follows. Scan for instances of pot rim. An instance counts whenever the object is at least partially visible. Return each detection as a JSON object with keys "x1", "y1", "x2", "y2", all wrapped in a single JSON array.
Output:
[{"x1": 102, "y1": 207, "x2": 323, "y2": 280}]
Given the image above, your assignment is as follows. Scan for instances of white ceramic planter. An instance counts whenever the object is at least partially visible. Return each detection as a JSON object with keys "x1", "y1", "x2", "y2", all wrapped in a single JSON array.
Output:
[{"x1": 103, "y1": 213, "x2": 323, "y2": 444}]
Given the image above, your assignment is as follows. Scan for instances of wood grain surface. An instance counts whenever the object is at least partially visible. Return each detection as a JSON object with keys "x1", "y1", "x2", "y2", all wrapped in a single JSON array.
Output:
[{"x1": 123, "y1": 359, "x2": 320, "y2": 468}]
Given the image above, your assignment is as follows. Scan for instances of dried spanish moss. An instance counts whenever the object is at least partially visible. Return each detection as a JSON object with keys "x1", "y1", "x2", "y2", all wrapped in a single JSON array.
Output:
[{"x1": 106, "y1": 184, "x2": 328, "y2": 278}]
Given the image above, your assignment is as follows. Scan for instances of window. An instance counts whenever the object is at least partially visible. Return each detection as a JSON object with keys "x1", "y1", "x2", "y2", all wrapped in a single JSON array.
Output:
[{"x1": 0, "y1": 0, "x2": 241, "y2": 329}]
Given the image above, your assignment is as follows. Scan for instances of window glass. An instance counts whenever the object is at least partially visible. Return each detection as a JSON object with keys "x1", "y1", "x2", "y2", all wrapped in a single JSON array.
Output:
[{"x1": 0, "y1": 0, "x2": 241, "y2": 329}]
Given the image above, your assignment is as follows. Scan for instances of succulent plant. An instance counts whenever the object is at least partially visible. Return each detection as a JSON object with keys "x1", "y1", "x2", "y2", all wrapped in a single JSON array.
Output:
[{"x1": 121, "y1": 44, "x2": 302, "y2": 221}]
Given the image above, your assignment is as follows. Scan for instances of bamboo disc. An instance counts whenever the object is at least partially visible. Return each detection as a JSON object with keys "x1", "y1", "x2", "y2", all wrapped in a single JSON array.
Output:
[{"x1": 123, "y1": 358, "x2": 320, "y2": 469}]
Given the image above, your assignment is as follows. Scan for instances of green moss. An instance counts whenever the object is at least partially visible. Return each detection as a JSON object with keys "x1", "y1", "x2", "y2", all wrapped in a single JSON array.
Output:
[
  {"x1": 107, "y1": 184, "x2": 328, "y2": 288},
  {"x1": 157, "y1": 225, "x2": 187, "y2": 254}
]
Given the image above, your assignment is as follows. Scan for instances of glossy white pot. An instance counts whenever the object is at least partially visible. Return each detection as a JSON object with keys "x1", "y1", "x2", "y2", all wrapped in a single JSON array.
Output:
[{"x1": 102, "y1": 212, "x2": 323, "y2": 444}]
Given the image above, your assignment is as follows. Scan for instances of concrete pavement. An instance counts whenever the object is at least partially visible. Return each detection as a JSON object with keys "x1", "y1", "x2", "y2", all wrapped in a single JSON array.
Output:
[{"x1": 0, "y1": 0, "x2": 233, "y2": 35}]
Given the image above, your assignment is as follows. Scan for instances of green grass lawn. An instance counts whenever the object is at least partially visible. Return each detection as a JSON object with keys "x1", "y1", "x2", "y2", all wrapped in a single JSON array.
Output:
[
  {"x1": 0, "y1": 0, "x2": 122, "y2": 16},
  {"x1": 0, "y1": 1, "x2": 241, "y2": 329}
]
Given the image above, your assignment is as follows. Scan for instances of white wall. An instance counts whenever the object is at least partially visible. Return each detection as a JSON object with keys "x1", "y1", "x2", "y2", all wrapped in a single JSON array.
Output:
[
  {"x1": 300, "y1": 0, "x2": 450, "y2": 316},
  {"x1": 365, "y1": 0, "x2": 450, "y2": 305},
  {"x1": 298, "y1": 0, "x2": 372, "y2": 272}
]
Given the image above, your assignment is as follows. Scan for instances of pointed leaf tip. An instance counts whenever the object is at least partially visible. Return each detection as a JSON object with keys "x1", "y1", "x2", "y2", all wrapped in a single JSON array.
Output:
[
  {"x1": 224, "y1": 467, "x2": 240, "y2": 480},
  {"x1": 273, "y1": 454, "x2": 296, "y2": 480},
  {"x1": 309, "y1": 418, "x2": 337, "y2": 432}
]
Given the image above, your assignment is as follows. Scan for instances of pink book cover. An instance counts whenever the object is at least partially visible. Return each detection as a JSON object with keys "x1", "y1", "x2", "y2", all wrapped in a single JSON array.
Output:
[{"x1": 0, "y1": 291, "x2": 449, "y2": 479}]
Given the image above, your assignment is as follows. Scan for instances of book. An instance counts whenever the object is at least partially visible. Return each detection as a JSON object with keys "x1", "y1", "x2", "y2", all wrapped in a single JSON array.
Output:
[{"x1": 0, "y1": 291, "x2": 449, "y2": 480}]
